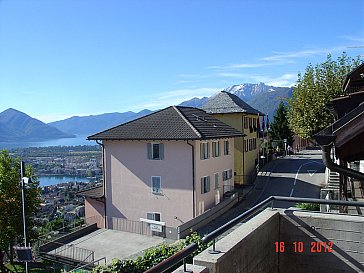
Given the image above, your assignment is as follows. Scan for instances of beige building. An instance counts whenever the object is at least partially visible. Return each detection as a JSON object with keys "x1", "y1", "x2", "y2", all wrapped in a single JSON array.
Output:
[
  {"x1": 82, "y1": 106, "x2": 243, "y2": 232},
  {"x1": 203, "y1": 91, "x2": 263, "y2": 185}
]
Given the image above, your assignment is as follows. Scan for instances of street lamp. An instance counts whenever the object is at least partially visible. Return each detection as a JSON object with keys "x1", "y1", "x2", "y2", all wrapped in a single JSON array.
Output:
[{"x1": 16, "y1": 161, "x2": 33, "y2": 273}]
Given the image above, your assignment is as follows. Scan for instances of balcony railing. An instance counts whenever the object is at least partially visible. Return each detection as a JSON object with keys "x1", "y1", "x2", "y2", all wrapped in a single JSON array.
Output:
[{"x1": 144, "y1": 196, "x2": 364, "y2": 273}]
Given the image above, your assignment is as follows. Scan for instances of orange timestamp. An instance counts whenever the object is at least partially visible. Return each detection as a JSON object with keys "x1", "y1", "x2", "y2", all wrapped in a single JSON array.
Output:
[{"x1": 274, "y1": 241, "x2": 334, "y2": 253}]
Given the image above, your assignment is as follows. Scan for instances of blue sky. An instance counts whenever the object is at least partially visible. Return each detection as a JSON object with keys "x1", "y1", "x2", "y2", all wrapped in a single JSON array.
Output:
[{"x1": 0, "y1": 0, "x2": 363, "y2": 122}]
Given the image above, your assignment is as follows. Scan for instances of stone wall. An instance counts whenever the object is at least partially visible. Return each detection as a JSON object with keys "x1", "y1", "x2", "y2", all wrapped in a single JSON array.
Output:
[
  {"x1": 193, "y1": 209, "x2": 279, "y2": 273},
  {"x1": 279, "y1": 210, "x2": 364, "y2": 273}
]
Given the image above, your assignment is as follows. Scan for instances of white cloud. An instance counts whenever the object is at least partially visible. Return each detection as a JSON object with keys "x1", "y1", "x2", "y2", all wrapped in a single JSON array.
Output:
[
  {"x1": 130, "y1": 87, "x2": 223, "y2": 111},
  {"x1": 261, "y1": 46, "x2": 348, "y2": 62},
  {"x1": 249, "y1": 73, "x2": 297, "y2": 87}
]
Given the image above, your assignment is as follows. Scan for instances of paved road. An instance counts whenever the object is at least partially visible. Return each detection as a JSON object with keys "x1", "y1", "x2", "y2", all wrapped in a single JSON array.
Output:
[{"x1": 198, "y1": 149, "x2": 326, "y2": 235}]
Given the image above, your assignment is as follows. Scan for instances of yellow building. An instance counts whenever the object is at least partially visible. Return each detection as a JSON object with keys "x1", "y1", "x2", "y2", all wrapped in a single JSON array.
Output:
[{"x1": 203, "y1": 91, "x2": 263, "y2": 185}]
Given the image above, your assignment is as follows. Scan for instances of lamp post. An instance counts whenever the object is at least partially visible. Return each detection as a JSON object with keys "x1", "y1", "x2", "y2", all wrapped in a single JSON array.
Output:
[{"x1": 20, "y1": 161, "x2": 32, "y2": 273}]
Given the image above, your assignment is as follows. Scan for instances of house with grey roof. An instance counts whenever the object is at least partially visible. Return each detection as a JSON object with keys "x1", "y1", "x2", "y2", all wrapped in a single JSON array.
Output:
[
  {"x1": 203, "y1": 91, "x2": 263, "y2": 185},
  {"x1": 84, "y1": 106, "x2": 244, "y2": 236}
]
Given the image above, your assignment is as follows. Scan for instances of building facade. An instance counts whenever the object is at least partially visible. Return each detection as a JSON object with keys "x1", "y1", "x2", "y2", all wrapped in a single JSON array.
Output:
[
  {"x1": 203, "y1": 91, "x2": 263, "y2": 185},
  {"x1": 83, "y1": 106, "x2": 243, "y2": 230}
]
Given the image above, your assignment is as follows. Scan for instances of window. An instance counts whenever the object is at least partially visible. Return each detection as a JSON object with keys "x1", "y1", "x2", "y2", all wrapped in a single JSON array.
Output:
[
  {"x1": 244, "y1": 139, "x2": 248, "y2": 152},
  {"x1": 223, "y1": 140, "x2": 230, "y2": 155},
  {"x1": 146, "y1": 212, "x2": 161, "y2": 222},
  {"x1": 147, "y1": 143, "x2": 164, "y2": 160},
  {"x1": 212, "y1": 141, "x2": 220, "y2": 157},
  {"x1": 201, "y1": 176, "x2": 210, "y2": 194},
  {"x1": 249, "y1": 139, "x2": 252, "y2": 151},
  {"x1": 214, "y1": 173, "x2": 219, "y2": 189},
  {"x1": 151, "y1": 176, "x2": 161, "y2": 194},
  {"x1": 200, "y1": 142, "x2": 210, "y2": 160},
  {"x1": 223, "y1": 169, "x2": 233, "y2": 181}
]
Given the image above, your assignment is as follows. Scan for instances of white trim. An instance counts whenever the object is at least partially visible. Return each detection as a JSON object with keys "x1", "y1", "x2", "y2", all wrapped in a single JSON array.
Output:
[{"x1": 139, "y1": 218, "x2": 166, "y2": 226}]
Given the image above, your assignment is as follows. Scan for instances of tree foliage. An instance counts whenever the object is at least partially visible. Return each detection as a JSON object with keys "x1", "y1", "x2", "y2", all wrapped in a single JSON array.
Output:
[
  {"x1": 0, "y1": 150, "x2": 40, "y2": 269},
  {"x1": 269, "y1": 101, "x2": 294, "y2": 147},
  {"x1": 288, "y1": 52, "x2": 362, "y2": 139}
]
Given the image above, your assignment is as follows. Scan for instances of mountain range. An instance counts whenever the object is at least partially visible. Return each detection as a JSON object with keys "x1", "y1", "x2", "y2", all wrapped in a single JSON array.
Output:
[
  {"x1": 180, "y1": 83, "x2": 293, "y2": 118},
  {"x1": 0, "y1": 108, "x2": 75, "y2": 142},
  {"x1": 0, "y1": 83, "x2": 293, "y2": 142}
]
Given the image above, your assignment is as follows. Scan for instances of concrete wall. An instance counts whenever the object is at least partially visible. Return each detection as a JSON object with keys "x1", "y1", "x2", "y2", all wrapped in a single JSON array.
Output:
[
  {"x1": 85, "y1": 197, "x2": 105, "y2": 228},
  {"x1": 188, "y1": 209, "x2": 364, "y2": 273},
  {"x1": 178, "y1": 193, "x2": 239, "y2": 238},
  {"x1": 193, "y1": 209, "x2": 279, "y2": 273},
  {"x1": 279, "y1": 210, "x2": 364, "y2": 273}
]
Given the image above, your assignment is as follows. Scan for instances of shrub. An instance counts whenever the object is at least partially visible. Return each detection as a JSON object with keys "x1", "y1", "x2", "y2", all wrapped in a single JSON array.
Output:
[{"x1": 296, "y1": 203, "x2": 320, "y2": 211}]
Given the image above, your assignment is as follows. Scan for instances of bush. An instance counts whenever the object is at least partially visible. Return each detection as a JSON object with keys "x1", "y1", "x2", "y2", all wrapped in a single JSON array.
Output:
[{"x1": 296, "y1": 203, "x2": 320, "y2": 211}]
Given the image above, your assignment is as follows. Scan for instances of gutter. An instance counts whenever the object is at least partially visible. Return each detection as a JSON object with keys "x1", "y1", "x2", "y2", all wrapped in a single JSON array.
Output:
[
  {"x1": 96, "y1": 140, "x2": 108, "y2": 228},
  {"x1": 321, "y1": 143, "x2": 364, "y2": 181},
  {"x1": 187, "y1": 140, "x2": 196, "y2": 218}
]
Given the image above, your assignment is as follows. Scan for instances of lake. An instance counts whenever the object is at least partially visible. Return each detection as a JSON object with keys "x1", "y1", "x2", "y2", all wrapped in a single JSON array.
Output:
[
  {"x1": 0, "y1": 135, "x2": 98, "y2": 150},
  {"x1": 39, "y1": 175, "x2": 94, "y2": 187}
]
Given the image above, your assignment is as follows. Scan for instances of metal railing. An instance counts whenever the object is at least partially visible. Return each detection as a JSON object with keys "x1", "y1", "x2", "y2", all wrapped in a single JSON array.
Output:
[
  {"x1": 44, "y1": 241, "x2": 94, "y2": 264},
  {"x1": 144, "y1": 196, "x2": 364, "y2": 273},
  {"x1": 69, "y1": 256, "x2": 107, "y2": 272}
]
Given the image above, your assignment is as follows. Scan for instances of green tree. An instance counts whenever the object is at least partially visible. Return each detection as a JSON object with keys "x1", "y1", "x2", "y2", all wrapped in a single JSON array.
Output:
[
  {"x1": 0, "y1": 150, "x2": 40, "y2": 270},
  {"x1": 269, "y1": 101, "x2": 294, "y2": 148},
  {"x1": 288, "y1": 52, "x2": 362, "y2": 139}
]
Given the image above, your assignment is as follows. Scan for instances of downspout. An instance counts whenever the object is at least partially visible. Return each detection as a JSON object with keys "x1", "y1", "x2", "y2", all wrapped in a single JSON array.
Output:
[
  {"x1": 321, "y1": 144, "x2": 364, "y2": 181},
  {"x1": 187, "y1": 140, "x2": 196, "y2": 218},
  {"x1": 96, "y1": 140, "x2": 107, "y2": 228}
]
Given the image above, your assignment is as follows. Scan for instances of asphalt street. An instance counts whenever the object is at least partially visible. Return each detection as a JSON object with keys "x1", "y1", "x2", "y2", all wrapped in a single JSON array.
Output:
[{"x1": 198, "y1": 148, "x2": 326, "y2": 235}]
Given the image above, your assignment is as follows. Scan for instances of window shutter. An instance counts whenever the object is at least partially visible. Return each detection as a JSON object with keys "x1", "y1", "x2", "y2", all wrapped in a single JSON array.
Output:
[
  {"x1": 159, "y1": 143, "x2": 164, "y2": 160},
  {"x1": 200, "y1": 143, "x2": 204, "y2": 160},
  {"x1": 201, "y1": 178, "x2": 204, "y2": 194},
  {"x1": 207, "y1": 143, "x2": 210, "y2": 158},
  {"x1": 229, "y1": 169, "x2": 233, "y2": 179},
  {"x1": 147, "y1": 143, "x2": 152, "y2": 159},
  {"x1": 206, "y1": 176, "x2": 210, "y2": 192}
]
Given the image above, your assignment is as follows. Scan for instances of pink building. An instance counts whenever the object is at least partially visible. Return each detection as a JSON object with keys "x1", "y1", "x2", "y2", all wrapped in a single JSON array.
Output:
[{"x1": 81, "y1": 106, "x2": 244, "y2": 236}]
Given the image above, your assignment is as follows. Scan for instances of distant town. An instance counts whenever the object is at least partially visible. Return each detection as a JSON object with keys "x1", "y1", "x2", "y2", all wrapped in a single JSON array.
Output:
[{"x1": 9, "y1": 145, "x2": 103, "y2": 236}]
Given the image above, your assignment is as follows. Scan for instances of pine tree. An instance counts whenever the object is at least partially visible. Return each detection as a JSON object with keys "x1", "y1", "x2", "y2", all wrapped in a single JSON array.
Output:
[{"x1": 269, "y1": 101, "x2": 294, "y2": 148}]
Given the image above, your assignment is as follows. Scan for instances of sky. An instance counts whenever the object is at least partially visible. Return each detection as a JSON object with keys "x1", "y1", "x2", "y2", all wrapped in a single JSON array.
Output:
[{"x1": 0, "y1": 0, "x2": 363, "y2": 123}]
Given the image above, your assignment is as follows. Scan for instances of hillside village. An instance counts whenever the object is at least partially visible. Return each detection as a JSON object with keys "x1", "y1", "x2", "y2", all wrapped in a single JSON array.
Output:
[{"x1": 31, "y1": 64, "x2": 364, "y2": 273}]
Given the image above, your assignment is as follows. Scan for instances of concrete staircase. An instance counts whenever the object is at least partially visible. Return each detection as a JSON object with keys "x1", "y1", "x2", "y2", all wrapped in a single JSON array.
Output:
[{"x1": 327, "y1": 170, "x2": 340, "y2": 190}]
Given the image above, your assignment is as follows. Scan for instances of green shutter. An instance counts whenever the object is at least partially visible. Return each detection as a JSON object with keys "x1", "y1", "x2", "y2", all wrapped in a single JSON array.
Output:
[
  {"x1": 159, "y1": 143, "x2": 164, "y2": 160},
  {"x1": 200, "y1": 143, "x2": 204, "y2": 160},
  {"x1": 201, "y1": 178, "x2": 204, "y2": 194},
  {"x1": 147, "y1": 143, "x2": 152, "y2": 159}
]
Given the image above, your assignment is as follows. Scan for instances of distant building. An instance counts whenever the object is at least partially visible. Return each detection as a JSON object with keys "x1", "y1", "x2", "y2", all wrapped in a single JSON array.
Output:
[
  {"x1": 202, "y1": 91, "x2": 263, "y2": 185},
  {"x1": 81, "y1": 106, "x2": 243, "y2": 232}
]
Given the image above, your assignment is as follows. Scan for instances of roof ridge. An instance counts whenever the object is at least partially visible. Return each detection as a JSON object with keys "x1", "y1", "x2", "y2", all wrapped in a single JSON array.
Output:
[{"x1": 174, "y1": 106, "x2": 202, "y2": 138}]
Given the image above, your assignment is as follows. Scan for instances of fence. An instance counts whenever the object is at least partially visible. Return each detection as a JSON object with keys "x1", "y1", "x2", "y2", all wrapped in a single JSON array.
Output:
[
  {"x1": 46, "y1": 242, "x2": 94, "y2": 265},
  {"x1": 106, "y1": 216, "x2": 153, "y2": 236}
]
